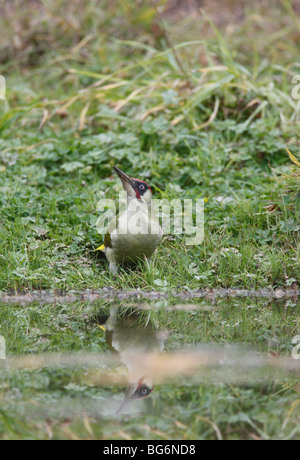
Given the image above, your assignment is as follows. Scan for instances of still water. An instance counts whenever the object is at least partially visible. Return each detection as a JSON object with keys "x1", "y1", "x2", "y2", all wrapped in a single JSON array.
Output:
[{"x1": 0, "y1": 294, "x2": 299, "y2": 439}]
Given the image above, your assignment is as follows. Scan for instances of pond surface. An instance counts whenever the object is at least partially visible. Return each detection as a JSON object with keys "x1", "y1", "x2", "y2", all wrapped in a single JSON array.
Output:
[{"x1": 0, "y1": 294, "x2": 299, "y2": 439}]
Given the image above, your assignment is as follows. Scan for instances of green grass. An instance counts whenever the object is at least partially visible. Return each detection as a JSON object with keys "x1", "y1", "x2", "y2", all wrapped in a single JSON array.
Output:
[
  {"x1": 0, "y1": 1, "x2": 299, "y2": 292},
  {"x1": 0, "y1": 0, "x2": 300, "y2": 441}
]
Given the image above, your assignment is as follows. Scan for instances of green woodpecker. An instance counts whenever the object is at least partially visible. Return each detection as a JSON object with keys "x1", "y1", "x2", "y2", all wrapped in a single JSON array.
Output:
[
  {"x1": 96, "y1": 307, "x2": 166, "y2": 414},
  {"x1": 97, "y1": 166, "x2": 162, "y2": 274}
]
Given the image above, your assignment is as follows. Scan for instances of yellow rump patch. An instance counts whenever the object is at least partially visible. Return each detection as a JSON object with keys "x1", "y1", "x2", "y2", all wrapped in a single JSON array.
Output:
[
  {"x1": 97, "y1": 325, "x2": 106, "y2": 331},
  {"x1": 95, "y1": 244, "x2": 105, "y2": 251}
]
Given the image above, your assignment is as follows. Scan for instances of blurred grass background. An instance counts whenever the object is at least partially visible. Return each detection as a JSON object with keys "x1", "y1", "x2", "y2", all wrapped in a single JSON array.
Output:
[{"x1": 0, "y1": 0, "x2": 299, "y2": 290}]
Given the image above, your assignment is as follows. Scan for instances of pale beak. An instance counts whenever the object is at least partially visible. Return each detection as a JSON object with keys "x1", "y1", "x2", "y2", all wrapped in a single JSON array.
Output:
[
  {"x1": 116, "y1": 383, "x2": 137, "y2": 415},
  {"x1": 113, "y1": 166, "x2": 135, "y2": 187}
]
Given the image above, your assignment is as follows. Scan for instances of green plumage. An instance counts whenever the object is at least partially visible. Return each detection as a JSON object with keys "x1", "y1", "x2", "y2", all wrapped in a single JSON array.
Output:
[{"x1": 104, "y1": 231, "x2": 112, "y2": 248}]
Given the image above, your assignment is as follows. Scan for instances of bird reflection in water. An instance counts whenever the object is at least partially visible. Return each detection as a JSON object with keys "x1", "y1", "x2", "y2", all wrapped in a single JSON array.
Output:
[{"x1": 96, "y1": 307, "x2": 167, "y2": 414}]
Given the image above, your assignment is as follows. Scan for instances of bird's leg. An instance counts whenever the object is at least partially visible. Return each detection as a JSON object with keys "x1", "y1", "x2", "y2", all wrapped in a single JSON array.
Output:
[
  {"x1": 109, "y1": 262, "x2": 118, "y2": 275},
  {"x1": 105, "y1": 248, "x2": 118, "y2": 275}
]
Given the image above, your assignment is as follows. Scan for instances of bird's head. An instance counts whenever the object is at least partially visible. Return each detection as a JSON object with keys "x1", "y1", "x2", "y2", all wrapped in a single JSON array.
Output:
[
  {"x1": 113, "y1": 166, "x2": 153, "y2": 204},
  {"x1": 116, "y1": 376, "x2": 154, "y2": 414}
]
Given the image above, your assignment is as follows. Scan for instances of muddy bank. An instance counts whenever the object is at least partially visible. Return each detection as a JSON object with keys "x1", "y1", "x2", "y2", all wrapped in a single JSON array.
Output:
[{"x1": 0, "y1": 288, "x2": 298, "y2": 306}]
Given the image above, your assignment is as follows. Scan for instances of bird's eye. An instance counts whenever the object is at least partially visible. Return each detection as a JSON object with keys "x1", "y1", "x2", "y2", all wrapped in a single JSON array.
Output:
[
  {"x1": 139, "y1": 184, "x2": 145, "y2": 190},
  {"x1": 141, "y1": 388, "x2": 147, "y2": 395}
]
